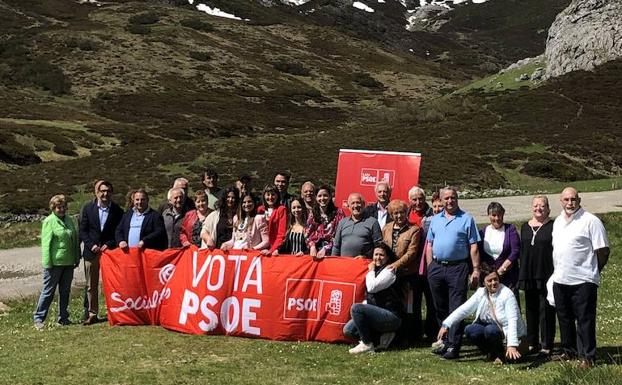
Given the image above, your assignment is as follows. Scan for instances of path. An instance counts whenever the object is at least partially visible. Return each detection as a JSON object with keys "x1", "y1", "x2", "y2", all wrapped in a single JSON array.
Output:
[{"x1": 1, "y1": 190, "x2": 620, "y2": 302}]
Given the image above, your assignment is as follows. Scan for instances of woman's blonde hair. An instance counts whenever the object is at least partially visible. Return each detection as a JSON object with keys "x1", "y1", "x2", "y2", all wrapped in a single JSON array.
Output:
[
  {"x1": 532, "y1": 195, "x2": 550, "y2": 215},
  {"x1": 387, "y1": 199, "x2": 408, "y2": 215},
  {"x1": 49, "y1": 194, "x2": 67, "y2": 210}
]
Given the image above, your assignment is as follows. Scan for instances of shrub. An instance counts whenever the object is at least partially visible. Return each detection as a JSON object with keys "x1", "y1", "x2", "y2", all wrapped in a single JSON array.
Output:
[
  {"x1": 272, "y1": 61, "x2": 310, "y2": 76},
  {"x1": 65, "y1": 38, "x2": 100, "y2": 51},
  {"x1": 521, "y1": 157, "x2": 598, "y2": 181},
  {"x1": 0, "y1": 38, "x2": 28, "y2": 58},
  {"x1": 180, "y1": 18, "x2": 214, "y2": 32},
  {"x1": 352, "y1": 72, "x2": 383, "y2": 88},
  {"x1": 22, "y1": 59, "x2": 71, "y2": 95},
  {"x1": 189, "y1": 51, "x2": 211, "y2": 62},
  {"x1": 0, "y1": 134, "x2": 40, "y2": 166},
  {"x1": 127, "y1": 24, "x2": 151, "y2": 35},
  {"x1": 128, "y1": 12, "x2": 160, "y2": 25}
]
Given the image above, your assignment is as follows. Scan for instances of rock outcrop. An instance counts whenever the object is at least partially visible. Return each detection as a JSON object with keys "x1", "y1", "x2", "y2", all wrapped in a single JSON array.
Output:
[{"x1": 545, "y1": 0, "x2": 622, "y2": 78}]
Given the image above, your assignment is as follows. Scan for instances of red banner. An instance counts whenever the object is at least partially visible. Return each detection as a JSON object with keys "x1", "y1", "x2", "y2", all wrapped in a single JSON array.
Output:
[
  {"x1": 101, "y1": 247, "x2": 369, "y2": 342},
  {"x1": 334, "y1": 149, "x2": 422, "y2": 208}
]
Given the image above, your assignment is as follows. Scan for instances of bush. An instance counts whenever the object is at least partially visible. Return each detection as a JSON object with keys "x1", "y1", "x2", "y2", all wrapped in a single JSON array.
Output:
[
  {"x1": 65, "y1": 38, "x2": 100, "y2": 51},
  {"x1": 0, "y1": 38, "x2": 28, "y2": 58},
  {"x1": 128, "y1": 12, "x2": 160, "y2": 25},
  {"x1": 521, "y1": 157, "x2": 598, "y2": 181},
  {"x1": 352, "y1": 72, "x2": 383, "y2": 88},
  {"x1": 0, "y1": 134, "x2": 40, "y2": 166},
  {"x1": 127, "y1": 24, "x2": 152, "y2": 35},
  {"x1": 180, "y1": 18, "x2": 214, "y2": 32},
  {"x1": 272, "y1": 61, "x2": 310, "y2": 76},
  {"x1": 21, "y1": 60, "x2": 71, "y2": 95},
  {"x1": 189, "y1": 51, "x2": 211, "y2": 62}
]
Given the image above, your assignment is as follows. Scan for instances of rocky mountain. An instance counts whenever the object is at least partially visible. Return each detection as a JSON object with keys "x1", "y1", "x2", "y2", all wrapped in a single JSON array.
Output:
[
  {"x1": 545, "y1": 0, "x2": 622, "y2": 78},
  {"x1": 0, "y1": 0, "x2": 620, "y2": 213}
]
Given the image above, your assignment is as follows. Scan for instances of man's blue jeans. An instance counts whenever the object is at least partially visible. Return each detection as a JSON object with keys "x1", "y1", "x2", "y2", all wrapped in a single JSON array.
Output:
[
  {"x1": 343, "y1": 303, "x2": 401, "y2": 344},
  {"x1": 33, "y1": 266, "x2": 74, "y2": 323},
  {"x1": 464, "y1": 321, "x2": 504, "y2": 359}
]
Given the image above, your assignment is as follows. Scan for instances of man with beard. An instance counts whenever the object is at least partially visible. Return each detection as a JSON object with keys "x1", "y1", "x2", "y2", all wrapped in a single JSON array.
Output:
[{"x1": 551, "y1": 187, "x2": 609, "y2": 368}]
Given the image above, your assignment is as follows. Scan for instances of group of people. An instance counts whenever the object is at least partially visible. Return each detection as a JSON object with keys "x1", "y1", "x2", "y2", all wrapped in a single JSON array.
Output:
[
  {"x1": 33, "y1": 168, "x2": 610, "y2": 369},
  {"x1": 343, "y1": 186, "x2": 609, "y2": 370}
]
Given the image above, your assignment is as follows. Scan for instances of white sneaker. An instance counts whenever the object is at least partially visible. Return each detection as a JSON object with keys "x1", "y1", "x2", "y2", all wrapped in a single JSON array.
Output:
[
  {"x1": 349, "y1": 341, "x2": 374, "y2": 354},
  {"x1": 377, "y1": 332, "x2": 395, "y2": 350},
  {"x1": 431, "y1": 339, "x2": 444, "y2": 349},
  {"x1": 34, "y1": 321, "x2": 44, "y2": 330}
]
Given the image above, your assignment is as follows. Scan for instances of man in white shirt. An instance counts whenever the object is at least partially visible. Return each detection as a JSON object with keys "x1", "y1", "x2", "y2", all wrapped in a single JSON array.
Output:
[
  {"x1": 551, "y1": 187, "x2": 610, "y2": 367},
  {"x1": 362, "y1": 181, "x2": 392, "y2": 230}
]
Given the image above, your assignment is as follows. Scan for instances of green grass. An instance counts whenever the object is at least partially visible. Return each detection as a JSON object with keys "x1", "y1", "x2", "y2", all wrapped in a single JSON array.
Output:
[
  {"x1": 454, "y1": 58, "x2": 545, "y2": 94},
  {"x1": 1, "y1": 213, "x2": 621, "y2": 384},
  {"x1": 0, "y1": 221, "x2": 40, "y2": 249},
  {"x1": 511, "y1": 143, "x2": 548, "y2": 154},
  {"x1": 0, "y1": 118, "x2": 90, "y2": 132},
  {"x1": 493, "y1": 164, "x2": 622, "y2": 193}
]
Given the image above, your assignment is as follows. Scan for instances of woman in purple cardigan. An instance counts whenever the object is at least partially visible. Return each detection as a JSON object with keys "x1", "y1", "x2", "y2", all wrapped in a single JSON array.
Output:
[{"x1": 478, "y1": 202, "x2": 520, "y2": 292}]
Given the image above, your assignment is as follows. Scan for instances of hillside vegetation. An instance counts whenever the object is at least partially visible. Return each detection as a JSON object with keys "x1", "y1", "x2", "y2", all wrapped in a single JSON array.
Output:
[{"x1": 0, "y1": 0, "x2": 620, "y2": 213}]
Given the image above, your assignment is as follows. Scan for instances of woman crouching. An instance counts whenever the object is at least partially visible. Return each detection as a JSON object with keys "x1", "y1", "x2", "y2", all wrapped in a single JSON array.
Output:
[
  {"x1": 438, "y1": 266, "x2": 526, "y2": 363},
  {"x1": 343, "y1": 243, "x2": 403, "y2": 353}
]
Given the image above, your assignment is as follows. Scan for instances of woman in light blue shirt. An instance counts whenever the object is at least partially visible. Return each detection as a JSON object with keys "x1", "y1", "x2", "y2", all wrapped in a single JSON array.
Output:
[{"x1": 438, "y1": 266, "x2": 526, "y2": 363}]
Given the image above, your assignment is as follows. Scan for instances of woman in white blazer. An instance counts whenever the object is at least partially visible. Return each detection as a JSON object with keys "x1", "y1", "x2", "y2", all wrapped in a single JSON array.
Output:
[{"x1": 438, "y1": 266, "x2": 526, "y2": 363}]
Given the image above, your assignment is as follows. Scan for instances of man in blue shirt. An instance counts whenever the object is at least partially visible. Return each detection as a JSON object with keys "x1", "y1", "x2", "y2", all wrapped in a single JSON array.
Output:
[
  {"x1": 116, "y1": 189, "x2": 166, "y2": 251},
  {"x1": 426, "y1": 186, "x2": 481, "y2": 359},
  {"x1": 79, "y1": 179, "x2": 123, "y2": 325}
]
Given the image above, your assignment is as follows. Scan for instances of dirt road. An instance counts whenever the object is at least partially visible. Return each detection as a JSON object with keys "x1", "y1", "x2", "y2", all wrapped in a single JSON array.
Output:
[{"x1": 1, "y1": 190, "x2": 620, "y2": 302}]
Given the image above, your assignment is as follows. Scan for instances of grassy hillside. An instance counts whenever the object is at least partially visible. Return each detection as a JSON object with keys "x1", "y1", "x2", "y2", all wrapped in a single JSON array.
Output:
[
  {"x1": 0, "y1": 0, "x2": 620, "y2": 213},
  {"x1": 1, "y1": 211, "x2": 621, "y2": 384}
]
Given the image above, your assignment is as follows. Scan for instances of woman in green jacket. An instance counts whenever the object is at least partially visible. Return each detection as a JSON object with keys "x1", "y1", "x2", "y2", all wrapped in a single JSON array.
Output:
[{"x1": 33, "y1": 195, "x2": 80, "y2": 329}]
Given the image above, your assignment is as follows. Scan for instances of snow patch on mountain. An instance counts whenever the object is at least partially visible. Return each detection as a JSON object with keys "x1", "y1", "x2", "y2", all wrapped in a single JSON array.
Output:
[
  {"x1": 353, "y1": 2, "x2": 375, "y2": 12},
  {"x1": 189, "y1": 1, "x2": 249, "y2": 21},
  {"x1": 281, "y1": 0, "x2": 312, "y2": 5}
]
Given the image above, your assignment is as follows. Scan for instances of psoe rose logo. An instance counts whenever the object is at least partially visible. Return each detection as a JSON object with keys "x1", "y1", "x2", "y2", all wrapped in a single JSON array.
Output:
[
  {"x1": 360, "y1": 168, "x2": 395, "y2": 187},
  {"x1": 159, "y1": 263, "x2": 176, "y2": 285},
  {"x1": 325, "y1": 290, "x2": 342, "y2": 316}
]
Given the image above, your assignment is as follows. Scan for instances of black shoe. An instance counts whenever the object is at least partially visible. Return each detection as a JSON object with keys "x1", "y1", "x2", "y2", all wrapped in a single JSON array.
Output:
[
  {"x1": 551, "y1": 352, "x2": 573, "y2": 362},
  {"x1": 442, "y1": 347, "x2": 460, "y2": 360},
  {"x1": 432, "y1": 344, "x2": 447, "y2": 355},
  {"x1": 82, "y1": 314, "x2": 98, "y2": 326}
]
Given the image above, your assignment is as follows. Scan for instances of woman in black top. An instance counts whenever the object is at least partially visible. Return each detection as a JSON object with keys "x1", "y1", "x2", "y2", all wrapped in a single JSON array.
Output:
[
  {"x1": 215, "y1": 187, "x2": 240, "y2": 248},
  {"x1": 518, "y1": 195, "x2": 555, "y2": 355},
  {"x1": 276, "y1": 198, "x2": 309, "y2": 256}
]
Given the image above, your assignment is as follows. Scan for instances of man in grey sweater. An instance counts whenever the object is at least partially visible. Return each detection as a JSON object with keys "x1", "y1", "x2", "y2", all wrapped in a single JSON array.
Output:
[{"x1": 332, "y1": 193, "x2": 383, "y2": 258}]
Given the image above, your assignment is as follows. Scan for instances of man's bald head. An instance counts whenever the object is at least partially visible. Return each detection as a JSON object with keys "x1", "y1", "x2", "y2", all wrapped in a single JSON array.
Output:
[{"x1": 560, "y1": 186, "x2": 581, "y2": 217}]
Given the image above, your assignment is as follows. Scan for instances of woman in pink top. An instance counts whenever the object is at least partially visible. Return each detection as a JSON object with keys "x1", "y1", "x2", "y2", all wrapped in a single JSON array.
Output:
[
  {"x1": 307, "y1": 185, "x2": 345, "y2": 259},
  {"x1": 221, "y1": 194, "x2": 269, "y2": 251}
]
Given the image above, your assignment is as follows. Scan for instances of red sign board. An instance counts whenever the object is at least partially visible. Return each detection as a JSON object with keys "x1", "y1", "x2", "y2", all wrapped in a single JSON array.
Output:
[{"x1": 335, "y1": 149, "x2": 422, "y2": 207}]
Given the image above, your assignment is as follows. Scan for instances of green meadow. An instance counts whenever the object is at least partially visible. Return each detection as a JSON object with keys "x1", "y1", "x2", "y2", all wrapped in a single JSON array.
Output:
[{"x1": 1, "y1": 213, "x2": 620, "y2": 385}]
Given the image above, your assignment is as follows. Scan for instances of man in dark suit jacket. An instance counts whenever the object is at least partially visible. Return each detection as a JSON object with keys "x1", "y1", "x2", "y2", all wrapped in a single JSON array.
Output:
[
  {"x1": 79, "y1": 180, "x2": 124, "y2": 325},
  {"x1": 274, "y1": 171, "x2": 294, "y2": 209},
  {"x1": 116, "y1": 188, "x2": 166, "y2": 251},
  {"x1": 362, "y1": 181, "x2": 392, "y2": 230}
]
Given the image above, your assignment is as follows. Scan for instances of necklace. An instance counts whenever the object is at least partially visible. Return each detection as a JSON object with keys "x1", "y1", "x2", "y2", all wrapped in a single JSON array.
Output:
[{"x1": 529, "y1": 225, "x2": 541, "y2": 246}]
